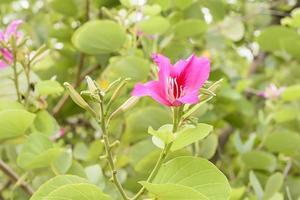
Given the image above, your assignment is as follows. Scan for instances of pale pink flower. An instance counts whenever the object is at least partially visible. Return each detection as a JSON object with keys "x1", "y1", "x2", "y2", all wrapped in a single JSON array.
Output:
[
  {"x1": 132, "y1": 54, "x2": 210, "y2": 106},
  {"x1": 260, "y1": 84, "x2": 285, "y2": 100},
  {"x1": 0, "y1": 20, "x2": 23, "y2": 69}
]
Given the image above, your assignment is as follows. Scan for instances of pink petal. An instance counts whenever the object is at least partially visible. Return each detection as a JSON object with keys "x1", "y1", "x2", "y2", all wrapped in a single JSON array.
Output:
[
  {"x1": 4, "y1": 20, "x2": 23, "y2": 40},
  {"x1": 0, "y1": 60, "x2": 8, "y2": 69},
  {"x1": 1, "y1": 48, "x2": 13, "y2": 63},
  {"x1": 151, "y1": 53, "x2": 171, "y2": 96},
  {"x1": 178, "y1": 54, "x2": 210, "y2": 92},
  {"x1": 132, "y1": 81, "x2": 171, "y2": 106},
  {"x1": 177, "y1": 90, "x2": 199, "y2": 104}
]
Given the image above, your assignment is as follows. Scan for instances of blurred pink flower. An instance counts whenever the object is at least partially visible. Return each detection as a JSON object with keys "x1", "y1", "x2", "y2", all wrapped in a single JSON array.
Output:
[
  {"x1": 132, "y1": 54, "x2": 210, "y2": 106},
  {"x1": 50, "y1": 128, "x2": 66, "y2": 141},
  {"x1": 0, "y1": 20, "x2": 23, "y2": 69},
  {"x1": 260, "y1": 84, "x2": 285, "y2": 100}
]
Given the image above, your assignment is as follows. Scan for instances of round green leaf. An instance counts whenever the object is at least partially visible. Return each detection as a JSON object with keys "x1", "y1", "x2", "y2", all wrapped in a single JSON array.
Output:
[
  {"x1": 241, "y1": 150, "x2": 276, "y2": 172},
  {"x1": 44, "y1": 183, "x2": 112, "y2": 200},
  {"x1": 141, "y1": 156, "x2": 231, "y2": 200},
  {"x1": 102, "y1": 56, "x2": 151, "y2": 82},
  {"x1": 171, "y1": 123, "x2": 213, "y2": 151},
  {"x1": 137, "y1": 16, "x2": 170, "y2": 35},
  {"x1": 17, "y1": 133, "x2": 64, "y2": 169},
  {"x1": 72, "y1": 20, "x2": 126, "y2": 55},
  {"x1": 36, "y1": 80, "x2": 64, "y2": 96},
  {"x1": 0, "y1": 109, "x2": 35, "y2": 140},
  {"x1": 220, "y1": 16, "x2": 245, "y2": 41},
  {"x1": 49, "y1": 0, "x2": 79, "y2": 17},
  {"x1": 173, "y1": 19, "x2": 207, "y2": 38},
  {"x1": 30, "y1": 175, "x2": 88, "y2": 200},
  {"x1": 264, "y1": 131, "x2": 300, "y2": 155}
]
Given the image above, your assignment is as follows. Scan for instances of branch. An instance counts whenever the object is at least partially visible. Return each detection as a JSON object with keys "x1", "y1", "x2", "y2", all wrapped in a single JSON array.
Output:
[{"x1": 0, "y1": 160, "x2": 33, "y2": 196}]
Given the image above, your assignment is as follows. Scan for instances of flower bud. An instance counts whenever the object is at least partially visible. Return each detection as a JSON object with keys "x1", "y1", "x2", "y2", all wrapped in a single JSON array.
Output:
[{"x1": 64, "y1": 82, "x2": 97, "y2": 117}]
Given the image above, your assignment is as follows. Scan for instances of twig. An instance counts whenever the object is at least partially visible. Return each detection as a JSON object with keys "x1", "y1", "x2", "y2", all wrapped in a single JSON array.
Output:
[
  {"x1": 0, "y1": 160, "x2": 33, "y2": 196},
  {"x1": 99, "y1": 96, "x2": 129, "y2": 200},
  {"x1": 210, "y1": 126, "x2": 234, "y2": 164},
  {"x1": 52, "y1": 0, "x2": 92, "y2": 116}
]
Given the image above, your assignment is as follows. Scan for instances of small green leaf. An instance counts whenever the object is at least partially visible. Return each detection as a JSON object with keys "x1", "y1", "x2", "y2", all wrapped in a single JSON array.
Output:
[
  {"x1": 264, "y1": 173, "x2": 284, "y2": 200},
  {"x1": 148, "y1": 124, "x2": 174, "y2": 147},
  {"x1": 249, "y1": 171, "x2": 264, "y2": 200},
  {"x1": 282, "y1": 85, "x2": 300, "y2": 101},
  {"x1": 241, "y1": 150, "x2": 276, "y2": 172},
  {"x1": 171, "y1": 123, "x2": 213, "y2": 151},
  {"x1": 36, "y1": 80, "x2": 64, "y2": 96},
  {"x1": 220, "y1": 16, "x2": 245, "y2": 41},
  {"x1": 49, "y1": 0, "x2": 79, "y2": 17},
  {"x1": 199, "y1": 134, "x2": 218, "y2": 159},
  {"x1": 273, "y1": 106, "x2": 298, "y2": 123},
  {"x1": 72, "y1": 20, "x2": 126, "y2": 55},
  {"x1": 142, "y1": 156, "x2": 231, "y2": 200},
  {"x1": 32, "y1": 110, "x2": 59, "y2": 136},
  {"x1": 0, "y1": 109, "x2": 35, "y2": 140},
  {"x1": 52, "y1": 150, "x2": 72, "y2": 174}
]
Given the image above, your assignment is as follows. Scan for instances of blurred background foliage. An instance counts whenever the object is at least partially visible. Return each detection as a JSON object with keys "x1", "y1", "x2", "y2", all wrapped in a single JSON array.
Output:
[{"x1": 0, "y1": 0, "x2": 300, "y2": 199}]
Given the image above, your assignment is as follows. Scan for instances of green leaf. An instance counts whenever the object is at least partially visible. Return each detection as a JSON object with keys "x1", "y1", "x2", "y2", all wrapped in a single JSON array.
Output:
[
  {"x1": 102, "y1": 56, "x2": 151, "y2": 82},
  {"x1": 72, "y1": 20, "x2": 126, "y2": 55},
  {"x1": 85, "y1": 165, "x2": 105, "y2": 188},
  {"x1": 282, "y1": 85, "x2": 300, "y2": 101},
  {"x1": 137, "y1": 16, "x2": 170, "y2": 35},
  {"x1": 36, "y1": 80, "x2": 64, "y2": 96},
  {"x1": 173, "y1": 19, "x2": 207, "y2": 38},
  {"x1": 73, "y1": 142, "x2": 89, "y2": 161},
  {"x1": 52, "y1": 150, "x2": 72, "y2": 174},
  {"x1": 0, "y1": 109, "x2": 35, "y2": 140},
  {"x1": 32, "y1": 110, "x2": 59, "y2": 136},
  {"x1": 256, "y1": 26, "x2": 299, "y2": 52},
  {"x1": 140, "y1": 182, "x2": 208, "y2": 200},
  {"x1": 123, "y1": 107, "x2": 172, "y2": 143},
  {"x1": 43, "y1": 183, "x2": 112, "y2": 200},
  {"x1": 142, "y1": 156, "x2": 231, "y2": 200},
  {"x1": 273, "y1": 106, "x2": 298, "y2": 123},
  {"x1": 30, "y1": 175, "x2": 88, "y2": 200},
  {"x1": 0, "y1": 99, "x2": 24, "y2": 111},
  {"x1": 17, "y1": 133, "x2": 64, "y2": 169},
  {"x1": 148, "y1": 124, "x2": 174, "y2": 148},
  {"x1": 249, "y1": 171, "x2": 264, "y2": 200},
  {"x1": 199, "y1": 134, "x2": 218, "y2": 159},
  {"x1": 220, "y1": 16, "x2": 245, "y2": 41},
  {"x1": 49, "y1": 0, "x2": 78, "y2": 17},
  {"x1": 264, "y1": 131, "x2": 300, "y2": 155},
  {"x1": 171, "y1": 123, "x2": 213, "y2": 151},
  {"x1": 241, "y1": 150, "x2": 276, "y2": 172},
  {"x1": 264, "y1": 173, "x2": 284, "y2": 200}
]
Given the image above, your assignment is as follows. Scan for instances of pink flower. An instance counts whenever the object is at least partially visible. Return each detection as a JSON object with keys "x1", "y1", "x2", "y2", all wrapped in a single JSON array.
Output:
[
  {"x1": 132, "y1": 54, "x2": 210, "y2": 106},
  {"x1": 260, "y1": 84, "x2": 285, "y2": 101},
  {"x1": 0, "y1": 20, "x2": 23, "y2": 69}
]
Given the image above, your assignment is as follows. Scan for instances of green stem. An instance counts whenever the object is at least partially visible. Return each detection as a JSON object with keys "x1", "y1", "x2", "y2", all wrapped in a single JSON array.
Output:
[
  {"x1": 131, "y1": 107, "x2": 180, "y2": 200},
  {"x1": 12, "y1": 51, "x2": 21, "y2": 102},
  {"x1": 99, "y1": 97, "x2": 129, "y2": 200}
]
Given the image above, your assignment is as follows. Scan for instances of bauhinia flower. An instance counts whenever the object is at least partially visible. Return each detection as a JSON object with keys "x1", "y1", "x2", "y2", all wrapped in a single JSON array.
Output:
[
  {"x1": 260, "y1": 83, "x2": 285, "y2": 101},
  {"x1": 0, "y1": 20, "x2": 23, "y2": 69},
  {"x1": 132, "y1": 54, "x2": 210, "y2": 106}
]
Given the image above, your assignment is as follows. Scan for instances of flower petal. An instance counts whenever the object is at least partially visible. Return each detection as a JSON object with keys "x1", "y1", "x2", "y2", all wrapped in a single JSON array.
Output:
[
  {"x1": 132, "y1": 81, "x2": 171, "y2": 106},
  {"x1": 152, "y1": 53, "x2": 172, "y2": 97},
  {"x1": 177, "y1": 90, "x2": 199, "y2": 104},
  {"x1": 178, "y1": 54, "x2": 210, "y2": 92},
  {"x1": 4, "y1": 20, "x2": 23, "y2": 40}
]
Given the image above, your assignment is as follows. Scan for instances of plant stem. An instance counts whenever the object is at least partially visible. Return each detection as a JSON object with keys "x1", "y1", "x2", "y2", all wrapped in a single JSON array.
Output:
[
  {"x1": 99, "y1": 97, "x2": 129, "y2": 200},
  {"x1": 131, "y1": 107, "x2": 180, "y2": 200},
  {"x1": 0, "y1": 159, "x2": 33, "y2": 196},
  {"x1": 12, "y1": 51, "x2": 21, "y2": 102}
]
